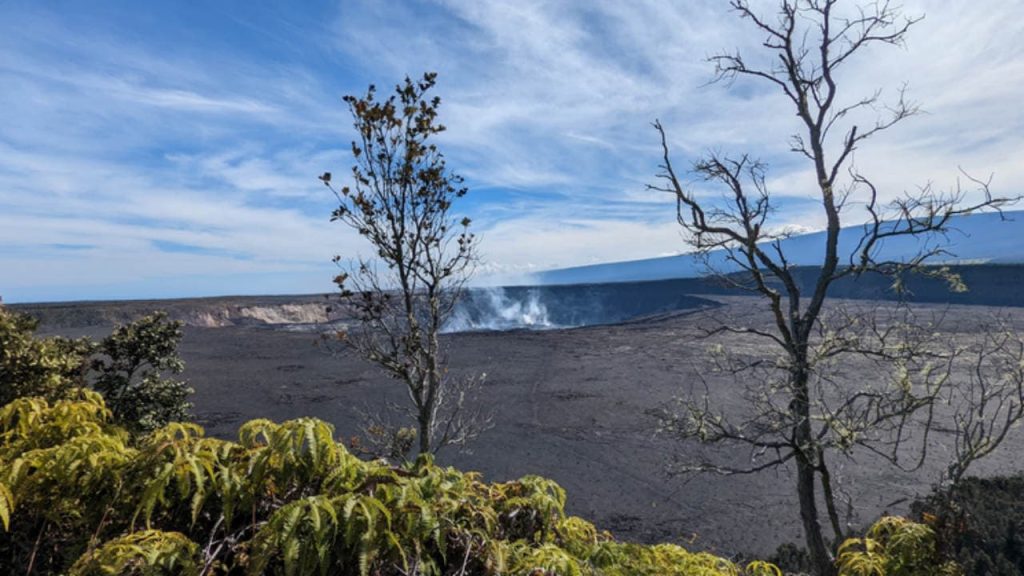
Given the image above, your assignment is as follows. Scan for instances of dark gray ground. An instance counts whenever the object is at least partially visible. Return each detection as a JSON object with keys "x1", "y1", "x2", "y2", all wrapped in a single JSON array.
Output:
[{"x1": 32, "y1": 296, "x2": 1024, "y2": 560}]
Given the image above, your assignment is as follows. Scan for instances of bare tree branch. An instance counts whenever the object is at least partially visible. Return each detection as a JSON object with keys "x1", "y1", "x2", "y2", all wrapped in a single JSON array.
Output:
[
  {"x1": 323, "y1": 73, "x2": 492, "y2": 456},
  {"x1": 652, "y1": 2, "x2": 1019, "y2": 574}
]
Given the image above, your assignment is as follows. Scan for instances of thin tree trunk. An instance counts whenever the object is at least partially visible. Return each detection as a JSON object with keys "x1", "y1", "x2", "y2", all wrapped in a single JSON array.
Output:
[
  {"x1": 819, "y1": 449, "x2": 845, "y2": 544},
  {"x1": 793, "y1": 366, "x2": 836, "y2": 576},
  {"x1": 418, "y1": 414, "x2": 431, "y2": 455},
  {"x1": 797, "y1": 453, "x2": 834, "y2": 576}
]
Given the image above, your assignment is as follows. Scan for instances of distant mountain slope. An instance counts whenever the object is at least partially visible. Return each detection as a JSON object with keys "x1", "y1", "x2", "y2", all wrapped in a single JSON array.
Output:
[{"x1": 535, "y1": 210, "x2": 1024, "y2": 285}]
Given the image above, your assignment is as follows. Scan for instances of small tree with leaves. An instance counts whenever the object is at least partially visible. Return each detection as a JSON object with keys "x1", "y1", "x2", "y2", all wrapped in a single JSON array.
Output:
[
  {"x1": 321, "y1": 72, "x2": 489, "y2": 456},
  {"x1": 650, "y1": 2, "x2": 1022, "y2": 575},
  {"x1": 89, "y1": 312, "x2": 192, "y2": 435},
  {"x1": 0, "y1": 306, "x2": 92, "y2": 406}
]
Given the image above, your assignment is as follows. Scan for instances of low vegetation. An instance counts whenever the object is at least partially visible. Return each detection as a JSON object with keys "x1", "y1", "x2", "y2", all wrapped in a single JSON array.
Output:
[
  {"x1": 0, "y1": 306, "x2": 92, "y2": 407},
  {"x1": 911, "y1": 475, "x2": 1024, "y2": 575},
  {"x1": 0, "y1": 306, "x2": 192, "y2": 437},
  {"x1": 0, "y1": 388, "x2": 957, "y2": 575}
]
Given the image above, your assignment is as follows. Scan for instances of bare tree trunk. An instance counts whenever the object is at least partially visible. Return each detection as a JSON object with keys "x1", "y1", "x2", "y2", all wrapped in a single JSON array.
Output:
[
  {"x1": 793, "y1": 364, "x2": 836, "y2": 576},
  {"x1": 819, "y1": 449, "x2": 845, "y2": 544},
  {"x1": 797, "y1": 457, "x2": 833, "y2": 576},
  {"x1": 418, "y1": 413, "x2": 431, "y2": 455}
]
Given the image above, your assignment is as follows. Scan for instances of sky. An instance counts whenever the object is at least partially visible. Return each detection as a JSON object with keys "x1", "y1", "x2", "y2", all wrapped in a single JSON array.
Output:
[{"x1": 0, "y1": 1, "x2": 1021, "y2": 303}]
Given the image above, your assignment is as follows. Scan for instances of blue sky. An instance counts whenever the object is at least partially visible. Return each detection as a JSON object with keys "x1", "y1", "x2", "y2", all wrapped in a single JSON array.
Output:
[{"x1": 1, "y1": 1, "x2": 1022, "y2": 303}]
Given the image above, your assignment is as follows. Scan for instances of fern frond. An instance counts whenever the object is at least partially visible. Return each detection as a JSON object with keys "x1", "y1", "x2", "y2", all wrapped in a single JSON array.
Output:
[
  {"x1": 248, "y1": 495, "x2": 341, "y2": 576},
  {"x1": 0, "y1": 480, "x2": 13, "y2": 531},
  {"x1": 128, "y1": 422, "x2": 228, "y2": 528},
  {"x1": 68, "y1": 529, "x2": 200, "y2": 576},
  {"x1": 512, "y1": 542, "x2": 584, "y2": 576}
]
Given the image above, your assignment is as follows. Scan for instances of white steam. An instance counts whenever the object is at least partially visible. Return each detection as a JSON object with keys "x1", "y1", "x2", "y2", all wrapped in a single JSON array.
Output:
[{"x1": 444, "y1": 287, "x2": 560, "y2": 332}]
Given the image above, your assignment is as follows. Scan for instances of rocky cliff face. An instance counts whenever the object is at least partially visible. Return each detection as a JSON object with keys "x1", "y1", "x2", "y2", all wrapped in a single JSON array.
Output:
[
  {"x1": 11, "y1": 295, "x2": 347, "y2": 329},
  {"x1": 181, "y1": 303, "x2": 334, "y2": 327}
]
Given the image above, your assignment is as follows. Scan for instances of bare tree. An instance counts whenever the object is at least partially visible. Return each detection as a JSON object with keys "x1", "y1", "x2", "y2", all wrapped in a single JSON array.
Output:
[
  {"x1": 649, "y1": 2, "x2": 1022, "y2": 574},
  {"x1": 321, "y1": 72, "x2": 490, "y2": 456}
]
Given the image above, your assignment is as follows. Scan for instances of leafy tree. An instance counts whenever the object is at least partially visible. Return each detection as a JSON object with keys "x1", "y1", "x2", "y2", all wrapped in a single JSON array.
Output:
[
  {"x1": 89, "y1": 312, "x2": 192, "y2": 435},
  {"x1": 321, "y1": 72, "x2": 489, "y2": 455},
  {"x1": 651, "y1": 2, "x2": 1021, "y2": 575},
  {"x1": 0, "y1": 306, "x2": 91, "y2": 406}
]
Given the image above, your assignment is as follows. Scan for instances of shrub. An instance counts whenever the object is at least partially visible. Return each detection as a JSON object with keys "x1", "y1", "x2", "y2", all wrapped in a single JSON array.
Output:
[
  {"x1": 836, "y1": 516, "x2": 959, "y2": 576},
  {"x1": 68, "y1": 530, "x2": 200, "y2": 576},
  {"x1": 0, "y1": 306, "x2": 191, "y2": 436},
  {"x1": 911, "y1": 475, "x2": 1024, "y2": 575},
  {"x1": 0, "y1": 307, "x2": 92, "y2": 405},
  {"x1": 90, "y1": 312, "x2": 192, "y2": 434}
]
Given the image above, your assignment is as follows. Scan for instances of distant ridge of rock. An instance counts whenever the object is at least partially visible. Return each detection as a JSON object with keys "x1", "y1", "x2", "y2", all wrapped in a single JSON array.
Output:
[
  {"x1": 535, "y1": 210, "x2": 1024, "y2": 286},
  {"x1": 11, "y1": 295, "x2": 344, "y2": 329}
]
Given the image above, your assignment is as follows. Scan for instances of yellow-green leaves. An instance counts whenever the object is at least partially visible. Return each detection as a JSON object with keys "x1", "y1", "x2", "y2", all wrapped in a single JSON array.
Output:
[
  {"x1": 746, "y1": 560, "x2": 784, "y2": 576},
  {"x1": 0, "y1": 480, "x2": 12, "y2": 531},
  {"x1": 513, "y1": 543, "x2": 584, "y2": 576},
  {"x1": 838, "y1": 516, "x2": 961, "y2": 576},
  {"x1": 68, "y1": 530, "x2": 199, "y2": 576},
  {"x1": 0, "y1": 391, "x2": 794, "y2": 576},
  {"x1": 243, "y1": 417, "x2": 352, "y2": 499},
  {"x1": 249, "y1": 496, "x2": 342, "y2": 576},
  {"x1": 0, "y1": 307, "x2": 92, "y2": 406},
  {"x1": 129, "y1": 422, "x2": 224, "y2": 529}
]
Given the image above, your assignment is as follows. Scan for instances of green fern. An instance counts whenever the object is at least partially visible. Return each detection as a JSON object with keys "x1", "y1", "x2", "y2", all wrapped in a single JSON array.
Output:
[
  {"x1": 68, "y1": 529, "x2": 199, "y2": 576},
  {"x1": 128, "y1": 422, "x2": 226, "y2": 528},
  {"x1": 243, "y1": 417, "x2": 353, "y2": 501},
  {"x1": 837, "y1": 516, "x2": 961, "y2": 576},
  {"x1": 0, "y1": 479, "x2": 13, "y2": 531},
  {"x1": 511, "y1": 542, "x2": 584, "y2": 576},
  {"x1": 4, "y1": 430, "x2": 132, "y2": 531},
  {"x1": 248, "y1": 495, "x2": 341, "y2": 576},
  {"x1": 0, "y1": 391, "x2": 827, "y2": 576},
  {"x1": 0, "y1": 389, "x2": 120, "y2": 460}
]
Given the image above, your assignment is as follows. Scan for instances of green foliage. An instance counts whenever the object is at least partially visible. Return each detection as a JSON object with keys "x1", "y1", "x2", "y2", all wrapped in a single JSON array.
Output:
[
  {"x1": 0, "y1": 391, "x2": 788, "y2": 575},
  {"x1": 0, "y1": 389, "x2": 135, "y2": 572},
  {"x1": 0, "y1": 480, "x2": 12, "y2": 531},
  {"x1": 911, "y1": 475, "x2": 1024, "y2": 575},
  {"x1": 248, "y1": 495, "x2": 347, "y2": 576},
  {"x1": 0, "y1": 306, "x2": 92, "y2": 405},
  {"x1": 90, "y1": 312, "x2": 192, "y2": 434},
  {"x1": 127, "y1": 422, "x2": 229, "y2": 529},
  {"x1": 767, "y1": 541, "x2": 811, "y2": 574},
  {"x1": 68, "y1": 529, "x2": 200, "y2": 576},
  {"x1": 585, "y1": 541, "x2": 750, "y2": 576},
  {"x1": 837, "y1": 516, "x2": 960, "y2": 576},
  {"x1": 0, "y1": 307, "x2": 191, "y2": 437}
]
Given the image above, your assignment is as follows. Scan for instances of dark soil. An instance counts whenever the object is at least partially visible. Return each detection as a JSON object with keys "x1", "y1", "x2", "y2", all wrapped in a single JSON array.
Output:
[{"x1": 32, "y1": 296, "x2": 1024, "y2": 559}]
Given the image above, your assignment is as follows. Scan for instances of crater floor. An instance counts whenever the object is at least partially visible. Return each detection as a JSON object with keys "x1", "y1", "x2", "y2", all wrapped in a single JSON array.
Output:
[{"x1": 36, "y1": 296, "x2": 1024, "y2": 557}]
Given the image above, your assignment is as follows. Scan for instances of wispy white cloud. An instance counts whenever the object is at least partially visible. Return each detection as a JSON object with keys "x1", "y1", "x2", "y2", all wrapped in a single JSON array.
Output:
[
  {"x1": 0, "y1": 0, "x2": 1021, "y2": 301},
  {"x1": 394, "y1": 1, "x2": 1020, "y2": 267}
]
